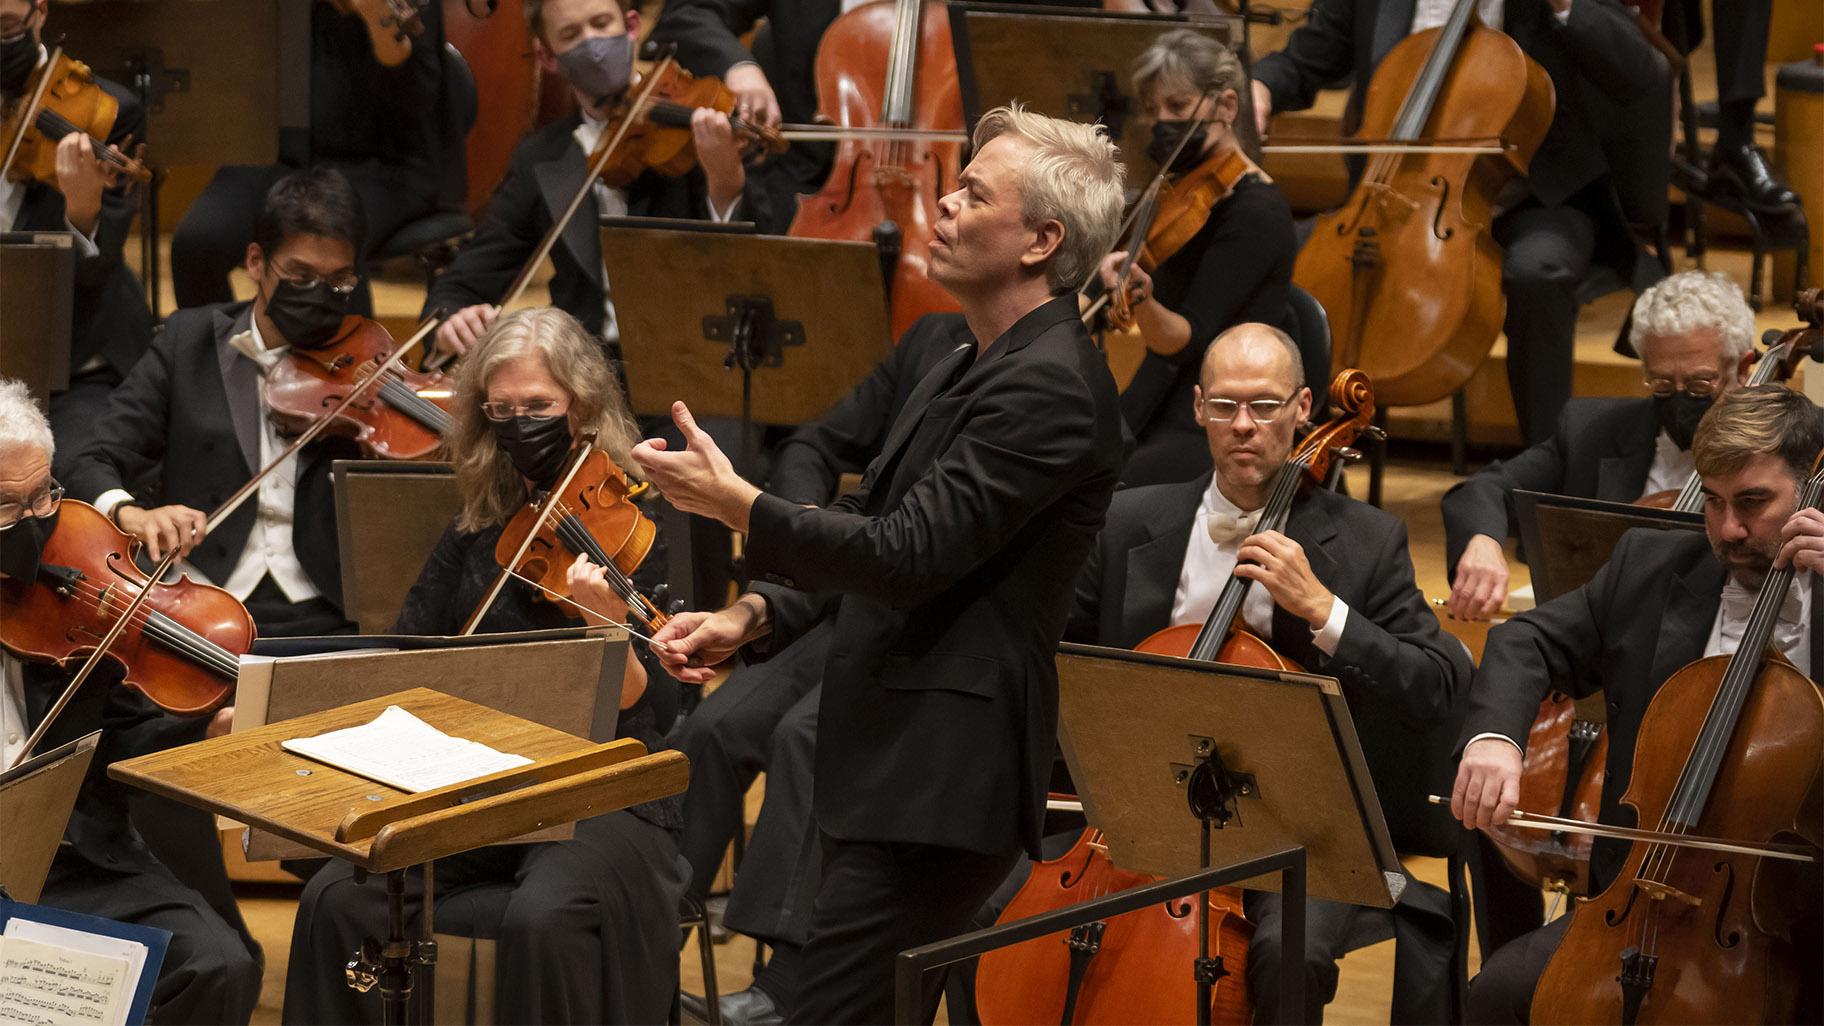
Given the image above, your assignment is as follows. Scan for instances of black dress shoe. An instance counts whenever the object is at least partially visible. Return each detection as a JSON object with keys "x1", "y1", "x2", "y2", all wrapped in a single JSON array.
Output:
[
  {"x1": 679, "y1": 987, "x2": 784, "y2": 1026},
  {"x1": 1708, "y1": 142, "x2": 1802, "y2": 213}
]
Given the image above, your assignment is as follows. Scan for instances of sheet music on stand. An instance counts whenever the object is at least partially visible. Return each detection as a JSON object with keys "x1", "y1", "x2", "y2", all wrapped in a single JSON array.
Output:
[{"x1": 0, "y1": 895, "x2": 170, "y2": 1026}]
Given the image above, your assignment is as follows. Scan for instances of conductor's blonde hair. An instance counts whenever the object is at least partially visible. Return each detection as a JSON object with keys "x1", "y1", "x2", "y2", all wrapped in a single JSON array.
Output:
[{"x1": 971, "y1": 103, "x2": 1125, "y2": 292}]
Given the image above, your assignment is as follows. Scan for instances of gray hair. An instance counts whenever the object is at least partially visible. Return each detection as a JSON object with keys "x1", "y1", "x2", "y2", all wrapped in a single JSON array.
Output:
[
  {"x1": 1133, "y1": 29, "x2": 1247, "y2": 107},
  {"x1": 1629, "y1": 269, "x2": 1755, "y2": 363},
  {"x1": 971, "y1": 103, "x2": 1125, "y2": 292},
  {"x1": 0, "y1": 379, "x2": 53, "y2": 460}
]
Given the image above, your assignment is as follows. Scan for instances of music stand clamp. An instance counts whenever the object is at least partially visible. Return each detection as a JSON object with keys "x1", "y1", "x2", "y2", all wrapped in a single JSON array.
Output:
[
  {"x1": 343, "y1": 866, "x2": 439, "y2": 1025},
  {"x1": 1182, "y1": 739, "x2": 1259, "y2": 1024},
  {"x1": 703, "y1": 295, "x2": 804, "y2": 464}
]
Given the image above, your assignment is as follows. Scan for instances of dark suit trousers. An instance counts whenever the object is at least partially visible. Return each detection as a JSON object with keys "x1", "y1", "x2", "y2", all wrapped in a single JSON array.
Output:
[
  {"x1": 1244, "y1": 878, "x2": 1456, "y2": 1025},
  {"x1": 1495, "y1": 196, "x2": 1598, "y2": 447},
  {"x1": 789, "y1": 835, "x2": 1020, "y2": 1025},
  {"x1": 170, "y1": 162, "x2": 438, "y2": 314},
  {"x1": 721, "y1": 682, "x2": 822, "y2": 947},
  {"x1": 675, "y1": 622, "x2": 829, "y2": 904},
  {"x1": 283, "y1": 810, "x2": 687, "y2": 1026},
  {"x1": 1710, "y1": 0, "x2": 1772, "y2": 106},
  {"x1": 1463, "y1": 913, "x2": 1568, "y2": 1025},
  {"x1": 42, "y1": 854, "x2": 263, "y2": 1026}
]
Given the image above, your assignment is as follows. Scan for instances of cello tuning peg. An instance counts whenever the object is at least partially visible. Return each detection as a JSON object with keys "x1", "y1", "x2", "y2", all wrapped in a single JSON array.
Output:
[
  {"x1": 1335, "y1": 447, "x2": 1364, "y2": 462},
  {"x1": 1363, "y1": 425, "x2": 1388, "y2": 442}
]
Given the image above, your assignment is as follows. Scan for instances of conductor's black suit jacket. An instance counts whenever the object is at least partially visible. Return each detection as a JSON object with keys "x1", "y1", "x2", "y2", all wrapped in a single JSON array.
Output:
[
  {"x1": 1068, "y1": 473, "x2": 1474, "y2": 856},
  {"x1": 743, "y1": 295, "x2": 1126, "y2": 859},
  {"x1": 1459, "y1": 528, "x2": 1823, "y2": 892},
  {"x1": 62, "y1": 301, "x2": 357, "y2": 607}
]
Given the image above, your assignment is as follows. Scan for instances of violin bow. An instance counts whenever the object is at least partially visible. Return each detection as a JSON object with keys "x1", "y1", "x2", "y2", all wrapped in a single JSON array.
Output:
[
  {"x1": 423, "y1": 57, "x2": 677, "y2": 372},
  {"x1": 458, "y1": 435, "x2": 601, "y2": 638},
  {"x1": 0, "y1": 46, "x2": 62, "y2": 185},
  {"x1": 7, "y1": 316, "x2": 439, "y2": 769}
]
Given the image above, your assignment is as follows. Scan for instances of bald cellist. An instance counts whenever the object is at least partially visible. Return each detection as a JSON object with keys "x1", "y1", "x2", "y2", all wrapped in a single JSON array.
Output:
[{"x1": 1452, "y1": 384, "x2": 1824, "y2": 1024}]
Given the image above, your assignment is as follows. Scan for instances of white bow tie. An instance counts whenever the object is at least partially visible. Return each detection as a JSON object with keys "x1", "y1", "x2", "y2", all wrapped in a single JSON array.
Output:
[
  {"x1": 1717, "y1": 577, "x2": 1807, "y2": 660},
  {"x1": 1203, "y1": 508, "x2": 1262, "y2": 547}
]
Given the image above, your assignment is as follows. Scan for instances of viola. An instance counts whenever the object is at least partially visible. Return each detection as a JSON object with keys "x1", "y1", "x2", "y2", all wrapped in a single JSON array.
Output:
[
  {"x1": 1, "y1": 49, "x2": 152, "y2": 189},
  {"x1": 788, "y1": 0, "x2": 964, "y2": 340},
  {"x1": 592, "y1": 61, "x2": 785, "y2": 190},
  {"x1": 0, "y1": 500, "x2": 251, "y2": 717},
  {"x1": 264, "y1": 316, "x2": 456, "y2": 461},
  {"x1": 463, "y1": 439, "x2": 669, "y2": 637},
  {"x1": 1529, "y1": 454, "x2": 1824, "y2": 1024},
  {"x1": 1292, "y1": 0, "x2": 1552, "y2": 407}
]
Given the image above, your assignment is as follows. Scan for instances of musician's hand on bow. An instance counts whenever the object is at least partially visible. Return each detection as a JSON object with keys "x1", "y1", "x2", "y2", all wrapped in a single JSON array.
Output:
[
  {"x1": 648, "y1": 593, "x2": 768, "y2": 684},
  {"x1": 1777, "y1": 506, "x2": 1824, "y2": 575},
  {"x1": 564, "y1": 553, "x2": 632, "y2": 627},
  {"x1": 55, "y1": 132, "x2": 113, "y2": 236},
  {"x1": 1451, "y1": 737, "x2": 1523, "y2": 830},
  {"x1": 632, "y1": 402, "x2": 761, "y2": 532},
  {"x1": 1447, "y1": 534, "x2": 1510, "y2": 621},
  {"x1": 1232, "y1": 529, "x2": 1335, "y2": 628},
  {"x1": 434, "y1": 304, "x2": 497, "y2": 360},
  {"x1": 725, "y1": 62, "x2": 781, "y2": 130},
  {"x1": 117, "y1": 504, "x2": 208, "y2": 562},
  {"x1": 693, "y1": 107, "x2": 746, "y2": 219},
  {"x1": 1096, "y1": 252, "x2": 1151, "y2": 307}
]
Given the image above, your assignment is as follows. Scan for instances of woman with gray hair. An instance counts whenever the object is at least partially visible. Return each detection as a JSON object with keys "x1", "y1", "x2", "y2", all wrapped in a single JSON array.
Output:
[{"x1": 1103, "y1": 28, "x2": 1298, "y2": 488}]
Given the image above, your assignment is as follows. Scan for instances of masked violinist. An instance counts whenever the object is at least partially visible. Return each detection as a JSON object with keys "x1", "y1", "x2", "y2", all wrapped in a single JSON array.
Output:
[{"x1": 1096, "y1": 30, "x2": 1297, "y2": 488}]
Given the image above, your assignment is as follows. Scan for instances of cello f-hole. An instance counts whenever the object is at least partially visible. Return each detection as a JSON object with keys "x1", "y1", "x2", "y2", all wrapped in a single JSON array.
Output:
[{"x1": 1427, "y1": 176, "x2": 1455, "y2": 240}]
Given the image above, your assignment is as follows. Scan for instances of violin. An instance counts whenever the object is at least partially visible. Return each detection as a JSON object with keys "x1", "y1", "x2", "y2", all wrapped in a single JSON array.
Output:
[
  {"x1": 0, "y1": 500, "x2": 251, "y2": 717},
  {"x1": 592, "y1": 61, "x2": 785, "y2": 190},
  {"x1": 264, "y1": 315, "x2": 455, "y2": 461},
  {"x1": 1529, "y1": 453, "x2": 1824, "y2": 1025},
  {"x1": 463, "y1": 439, "x2": 669, "y2": 637},
  {"x1": 1292, "y1": 0, "x2": 1553, "y2": 407},
  {"x1": 329, "y1": 0, "x2": 429, "y2": 68},
  {"x1": 0, "y1": 49, "x2": 151, "y2": 188}
]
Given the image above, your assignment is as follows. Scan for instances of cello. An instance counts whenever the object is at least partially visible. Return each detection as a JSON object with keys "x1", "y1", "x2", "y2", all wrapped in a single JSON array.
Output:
[
  {"x1": 1528, "y1": 454, "x2": 1824, "y2": 1025},
  {"x1": 974, "y1": 370, "x2": 1377, "y2": 1025},
  {"x1": 788, "y1": 0, "x2": 963, "y2": 340},
  {"x1": 1291, "y1": 0, "x2": 1553, "y2": 408}
]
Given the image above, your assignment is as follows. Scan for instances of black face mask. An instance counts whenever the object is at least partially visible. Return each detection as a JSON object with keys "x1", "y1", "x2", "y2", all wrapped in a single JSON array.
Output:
[
  {"x1": 491, "y1": 415, "x2": 574, "y2": 489},
  {"x1": 1654, "y1": 391, "x2": 1714, "y2": 451},
  {"x1": 1147, "y1": 119, "x2": 1209, "y2": 173},
  {"x1": 264, "y1": 277, "x2": 352, "y2": 349},
  {"x1": 0, "y1": 25, "x2": 38, "y2": 96},
  {"x1": 0, "y1": 507, "x2": 56, "y2": 583}
]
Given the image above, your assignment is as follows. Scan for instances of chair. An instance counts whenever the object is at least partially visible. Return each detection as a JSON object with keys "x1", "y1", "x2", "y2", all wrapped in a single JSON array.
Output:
[{"x1": 370, "y1": 43, "x2": 479, "y2": 287}]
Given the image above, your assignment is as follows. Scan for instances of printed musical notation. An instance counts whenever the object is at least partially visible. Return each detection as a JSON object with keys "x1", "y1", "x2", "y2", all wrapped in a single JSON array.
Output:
[{"x1": 0, "y1": 938, "x2": 129, "y2": 1026}]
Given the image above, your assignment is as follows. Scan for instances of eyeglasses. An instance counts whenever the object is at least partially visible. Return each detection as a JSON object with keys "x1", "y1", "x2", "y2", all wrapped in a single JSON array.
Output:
[
  {"x1": 1197, "y1": 392, "x2": 1298, "y2": 423},
  {"x1": 278, "y1": 270, "x2": 361, "y2": 296},
  {"x1": 0, "y1": 480, "x2": 63, "y2": 529},
  {"x1": 1644, "y1": 374, "x2": 1721, "y2": 399},
  {"x1": 480, "y1": 400, "x2": 565, "y2": 422}
]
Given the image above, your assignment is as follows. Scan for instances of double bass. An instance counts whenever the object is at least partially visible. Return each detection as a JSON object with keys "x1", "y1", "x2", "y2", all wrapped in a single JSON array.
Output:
[
  {"x1": 1529, "y1": 454, "x2": 1824, "y2": 1024},
  {"x1": 1292, "y1": 0, "x2": 1553, "y2": 407},
  {"x1": 974, "y1": 370, "x2": 1378, "y2": 1025}
]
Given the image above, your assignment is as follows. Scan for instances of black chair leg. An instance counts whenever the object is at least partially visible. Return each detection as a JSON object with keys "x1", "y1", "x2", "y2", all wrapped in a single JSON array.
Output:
[
  {"x1": 1368, "y1": 407, "x2": 1389, "y2": 508},
  {"x1": 679, "y1": 895, "x2": 723, "y2": 1026},
  {"x1": 1450, "y1": 390, "x2": 1469, "y2": 476}
]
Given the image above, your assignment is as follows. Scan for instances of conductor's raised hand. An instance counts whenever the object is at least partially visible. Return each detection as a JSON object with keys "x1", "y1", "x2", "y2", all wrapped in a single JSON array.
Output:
[
  {"x1": 648, "y1": 594, "x2": 769, "y2": 684},
  {"x1": 631, "y1": 402, "x2": 760, "y2": 531}
]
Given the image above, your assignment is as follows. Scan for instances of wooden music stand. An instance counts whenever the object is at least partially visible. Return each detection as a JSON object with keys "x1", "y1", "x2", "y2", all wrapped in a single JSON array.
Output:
[
  {"x1": 110, "y1": 687, "x2": 689, "y2": 1025},
  {"x1": 1512, "y1": 491, "x2": 1706, "y2": 602},
  {"x1": 948, "y1": 4, "x2": 1246, "y2": 191},
  {"x1": 0, "y1": 232, "x2": 75, "y2": 397},
  {"x1": 0, "y1": 732, "x2": 98, "y2": 903},
  {"x1": 332, "y1": 460, "x2": 463, "y2": 634}
]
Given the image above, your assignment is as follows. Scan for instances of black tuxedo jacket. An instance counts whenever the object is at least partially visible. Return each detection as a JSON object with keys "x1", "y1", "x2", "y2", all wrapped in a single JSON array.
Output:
[
  {"x1": 1250, "y1": 0, "x2": 1667, "y2": 217},
  {"x1": 744, "y1": 295, "x2": 1126, "y2": 858},
  {"x1": 1069, "y1": 473, "x2": 1474, "y2": 855},
  {"x1": 769, "y1": 313, "x2": 972, "y2": 505},
  {"x1": 62, "y1": 301, "x2": 358, "y2": 607},
  {"x1": 1441, "y1": 397, "x2": 1660, "y2": 572},
  {"x1": 423, "y1": 112, "x2": 772, "y2": 339},
  {"x1": 1460, "y1": 528, "x2": 1823, "y2": 892},
  {"x1": 11, "y1": 74, "x2": 153, "y2": 380}
]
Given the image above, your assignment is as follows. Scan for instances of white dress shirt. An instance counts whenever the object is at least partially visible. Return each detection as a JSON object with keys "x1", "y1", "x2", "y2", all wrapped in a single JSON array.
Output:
[
  {"x1": 2, "y1": 651, "x2": 28, "y2": 770},
  {"x1": 96, "y1": 316, "x2": 321, "y2": 603},
  {"x1": 1412, "y1": 0, "x2": 1504, "y2": 31},
  {"x1": 1639, "y1": 429, "x2": 1696, "y2": 498},
  {"x1": 572, "y1": 109, "x2": 742, "y2": 344},
  {"x1": 1170, "y1": 477, "x2": 1350, "y2": 654}
]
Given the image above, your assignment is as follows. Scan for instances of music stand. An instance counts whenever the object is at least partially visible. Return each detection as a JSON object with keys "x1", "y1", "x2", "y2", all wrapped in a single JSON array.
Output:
[
  {"x1": 0, "y1": 232, "x2": 75, "y2": 397},
  {"x1": 949, "y1": 4, "x2": 1248, "y2": 191},
  {"x1": 0, "y1": 731, "x2": 98, "y2": 903},
  {"x1": 893, "y1": 645, "x2": 1403, "y2": 1025},
  {"x1": 1512, "y1": 491, "x2": 1706, "y2": 603},
  {"x1": 112, "y1": 687, "x2": 688, "y2": 1026},
  {"x1": 332, "y1": 460, "x2": 463, "y2": 634},
  {"x1": 600, "y1": 220, "x2": 894, "y2": 466}
]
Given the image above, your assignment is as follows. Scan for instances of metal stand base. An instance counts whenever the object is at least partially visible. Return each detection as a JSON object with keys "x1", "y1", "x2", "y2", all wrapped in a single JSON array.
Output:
[{"x1": 345, "y1": 866, "x2": 439, "y2": 1026}]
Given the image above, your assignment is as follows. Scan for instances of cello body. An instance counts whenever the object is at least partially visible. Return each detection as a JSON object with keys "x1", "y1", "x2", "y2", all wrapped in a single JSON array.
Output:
[
  {"x1": 1532, "y1": 654, "x2": 1823, "y2": 1024},
  {"x1": 1294, "y1": 17, "x2": 1552, "y2": 407},
  {"x1": 1484, "y1": 690, "x2": 1605, "y2": 893},
  {"x1": 789, "y1": 0, "x2": 963, "y2": 340}
]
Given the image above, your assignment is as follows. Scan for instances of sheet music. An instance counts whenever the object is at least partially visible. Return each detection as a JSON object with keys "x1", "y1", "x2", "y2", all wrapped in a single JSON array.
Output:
[
  {"x1": 0, "y1": 935, "x2": 131, "y2": 1026},
  {"x1": 281, "y1": 705, "x2": 531, "y2": 793}
]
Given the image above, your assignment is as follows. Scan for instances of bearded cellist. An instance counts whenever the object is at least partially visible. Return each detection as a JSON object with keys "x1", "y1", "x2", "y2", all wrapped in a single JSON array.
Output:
[{"x1": 1452, "y1": 384, "x2": 1824, "y2": 1024}]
